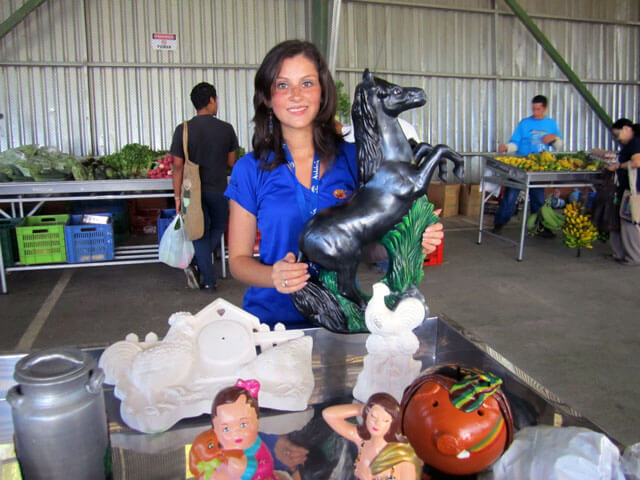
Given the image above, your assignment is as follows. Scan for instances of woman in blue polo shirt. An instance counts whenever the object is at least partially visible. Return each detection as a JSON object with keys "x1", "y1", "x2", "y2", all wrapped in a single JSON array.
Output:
[{"x1": 225, "y1": 40, "x2": 443, "y2": 328}]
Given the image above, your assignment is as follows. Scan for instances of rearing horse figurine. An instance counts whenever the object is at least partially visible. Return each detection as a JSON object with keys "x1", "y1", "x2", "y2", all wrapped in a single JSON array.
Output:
[{"x1": 291, "y1": 70, "x2": 464, "y2": 332}]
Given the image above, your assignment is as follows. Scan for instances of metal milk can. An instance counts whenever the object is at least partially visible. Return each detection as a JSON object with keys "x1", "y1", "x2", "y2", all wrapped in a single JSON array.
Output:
[{"x1": 7, "y1": 347, "x2": 111, "y2": 480}]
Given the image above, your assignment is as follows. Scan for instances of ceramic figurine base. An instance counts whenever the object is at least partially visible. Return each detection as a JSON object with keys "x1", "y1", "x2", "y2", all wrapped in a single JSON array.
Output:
[
  {"x1": 353, "y1": 283, "x2": 426, "y2": 403},
  {"x1": 99, "y1": 298, "x2": 314, "y2": 433}
]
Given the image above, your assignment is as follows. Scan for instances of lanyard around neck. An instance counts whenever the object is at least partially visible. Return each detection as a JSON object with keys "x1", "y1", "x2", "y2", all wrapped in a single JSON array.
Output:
[{"x1": 283, "y1": 143, "x2": 321, "y2": 222}]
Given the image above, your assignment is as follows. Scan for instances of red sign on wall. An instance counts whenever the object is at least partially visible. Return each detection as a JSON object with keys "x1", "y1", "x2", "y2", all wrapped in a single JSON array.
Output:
[{"x1": 151, "y1": 33, "x2": 178, "y2": 51}]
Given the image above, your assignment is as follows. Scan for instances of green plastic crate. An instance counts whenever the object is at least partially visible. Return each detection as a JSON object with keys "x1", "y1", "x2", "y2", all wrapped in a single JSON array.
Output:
[
  {"x1": 0, "y1": 218, "x2": 21, "y2": 267},
  {"x1": 16, "y1": 215, "x2": 69, "y2": 264}
]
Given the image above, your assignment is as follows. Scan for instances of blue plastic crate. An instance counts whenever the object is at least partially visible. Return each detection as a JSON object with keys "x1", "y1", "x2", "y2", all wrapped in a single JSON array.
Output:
[
  {"x1": 72, "y1": 199, "x2": 129, "y2": 244},
  {"x1": 64, "y1": 214, "x2": 115, "y2": 263},
  {"x1": 157, "y1": 209, "x2": 177, "y2": 244}
]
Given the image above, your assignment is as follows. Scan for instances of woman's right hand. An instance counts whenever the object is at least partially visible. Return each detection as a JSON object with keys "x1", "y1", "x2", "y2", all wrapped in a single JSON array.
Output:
[{"x1": 272, "y1": 252, "x2": 310, "y2": 293}]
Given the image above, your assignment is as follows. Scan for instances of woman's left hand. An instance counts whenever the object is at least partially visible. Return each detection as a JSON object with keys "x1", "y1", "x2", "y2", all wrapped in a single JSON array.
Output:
[{"x1": 422, "y1": 221, "x2": 444, "y2": 255}]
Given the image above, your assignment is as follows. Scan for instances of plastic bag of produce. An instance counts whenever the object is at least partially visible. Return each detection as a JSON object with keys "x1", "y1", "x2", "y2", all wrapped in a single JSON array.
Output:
[
  {"x1": 480, "y1": 425, "x2": 624, "y2": 480},
  {"x1": 158, "y1": 215, "x2": 194, "y2": 269}
]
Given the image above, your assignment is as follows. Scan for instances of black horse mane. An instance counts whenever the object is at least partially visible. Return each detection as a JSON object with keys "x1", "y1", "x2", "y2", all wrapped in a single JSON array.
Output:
[{"x1": 352, "y1": 80, "x2": 382, "y2": 187}]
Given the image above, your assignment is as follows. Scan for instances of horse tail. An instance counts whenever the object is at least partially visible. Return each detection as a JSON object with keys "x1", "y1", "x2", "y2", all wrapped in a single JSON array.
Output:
[{"x1": 290, "y1": 280, "x2": 362, "y2": 333}]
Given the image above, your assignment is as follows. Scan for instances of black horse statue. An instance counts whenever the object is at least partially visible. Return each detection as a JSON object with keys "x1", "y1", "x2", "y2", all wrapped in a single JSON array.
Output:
[{"x1": 291, "y1": 70, "x2": 463, "y2": 329}]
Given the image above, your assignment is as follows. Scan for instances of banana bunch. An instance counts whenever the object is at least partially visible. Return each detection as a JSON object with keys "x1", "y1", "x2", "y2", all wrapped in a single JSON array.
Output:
[
  {"x1": 495, "y1": 151, "x2": 600, "y2": 172},
  {"x1": 526, "y1": 198, "x2": 565, "y2": 235},
  {"x1": 537, "y1": 151, "x2": 556, "y2": 168},
  {"x1": 539, "y1": 204, "x2": 565, "y2": 230},
  {"x1": 557, "y1": 157, "x2": 585, "y2": 170},
  {"x1": 562, "y1": 202, "x2": 599, "y2": 252},
  {"x1": 496, "y1": 156, "x2": 544, "y2": 171}
]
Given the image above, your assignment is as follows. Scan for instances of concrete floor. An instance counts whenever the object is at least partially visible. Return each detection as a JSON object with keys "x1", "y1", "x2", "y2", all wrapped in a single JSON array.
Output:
[{"x1": 1, "y1": 214, "x2": 638, "y2": 448}]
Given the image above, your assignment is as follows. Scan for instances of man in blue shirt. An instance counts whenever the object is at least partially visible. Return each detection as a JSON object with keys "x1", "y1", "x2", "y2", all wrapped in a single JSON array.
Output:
[{"x1": 493, "y1": 95, "x2": 563, "y2": 236}]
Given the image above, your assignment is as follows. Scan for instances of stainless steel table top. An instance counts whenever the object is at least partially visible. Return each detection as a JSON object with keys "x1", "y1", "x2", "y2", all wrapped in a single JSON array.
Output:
[{"x1": 0, "y1": 316, "x2": 618, "y2": 479}]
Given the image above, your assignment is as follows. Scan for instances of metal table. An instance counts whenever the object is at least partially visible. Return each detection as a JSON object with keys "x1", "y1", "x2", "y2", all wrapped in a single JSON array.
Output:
[
  {"x1": 0, "y1": 316, "x2": 619, "y2": 479},
  {"x1": 0, "y1": 180, "x2": 227, "y2": 293},
  {"x1": 477, "y1": 156, "x2": 603, "y2": 261}
]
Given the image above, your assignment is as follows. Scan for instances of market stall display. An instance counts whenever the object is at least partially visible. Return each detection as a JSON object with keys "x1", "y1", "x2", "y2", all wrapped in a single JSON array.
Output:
[
  {"x1": 1, "y1": 316, "x2": 628, "y2": 479},
  {"x1": 0, "y1": 178, "x2": 179, "y2": 293},
  {"x1": 0, "y1": 143, "x2": 166, "y2": 182},
  {"x1": 494, "y1": 150, "x2": 602, "y2": 172},
  {"x1": 478, "y1": 155, "x2": 604, "y2": 260}
]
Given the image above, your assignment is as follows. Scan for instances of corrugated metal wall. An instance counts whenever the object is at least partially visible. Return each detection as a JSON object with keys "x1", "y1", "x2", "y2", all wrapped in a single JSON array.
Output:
[
  {"x1": 1, "y1": 0, "x2": 639, "y2": 181},
  {"x1": 0, "y1": 0, "x2": 309, "y2": 154},
  {"x1": 334, "y1": 0, "x2": 640, "y2": 181}
]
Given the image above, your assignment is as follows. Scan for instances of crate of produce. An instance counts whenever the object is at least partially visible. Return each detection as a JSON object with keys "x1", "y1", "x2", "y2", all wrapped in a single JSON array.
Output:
[
  {"x1": 130, "y1": 209, "x2": 160, "y2": 235},
  {"x1": 0, "y1": 218, "x2": 21, "y2": 267},
  {"x1": 423, "y1": 239, "x2": 443, "y2": 266},
  {"x1": 129, "y1": 198, "x2": 169, "y2": 236},
  {"x1": 72, "y1": 199, "x2": 129, "y2": 245},
  {"x1": 64, "y1": 214, "x2": 115, "y2": 263},
  {"x1": 157, "y1": 209, "x2": 177, "y2": 244},
  {"x1": 16, "y1": 215, "x2": 69, "y2": 265}
]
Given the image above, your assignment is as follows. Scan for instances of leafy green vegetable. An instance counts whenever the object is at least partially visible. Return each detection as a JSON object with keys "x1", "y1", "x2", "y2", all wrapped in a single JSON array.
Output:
[
  {"x1": 0, "y1": 145, "x2": 81, "y2": 181},
  {"x1": 101, "y1": 143, "x2": 163, "y2": 179}
]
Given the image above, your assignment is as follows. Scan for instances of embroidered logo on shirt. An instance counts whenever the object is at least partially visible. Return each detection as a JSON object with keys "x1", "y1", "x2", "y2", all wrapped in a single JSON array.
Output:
[{"x1": 333, "y1": 188, "x2": 350, "y2": 200}]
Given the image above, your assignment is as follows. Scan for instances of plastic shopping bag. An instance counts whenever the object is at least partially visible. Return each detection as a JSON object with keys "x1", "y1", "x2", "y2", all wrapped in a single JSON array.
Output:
[
  {"x1": 481, "y1": 425, "x2": 625, "y2": 480},
  {"x1": 159, "y1": 215, "x2": 195, "y2": 269}
]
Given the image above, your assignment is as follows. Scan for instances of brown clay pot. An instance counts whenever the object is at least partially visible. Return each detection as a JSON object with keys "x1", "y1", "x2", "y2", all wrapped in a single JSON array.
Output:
[{"x1": 400, "y1": 365, "x2": 514, "y2": 476}]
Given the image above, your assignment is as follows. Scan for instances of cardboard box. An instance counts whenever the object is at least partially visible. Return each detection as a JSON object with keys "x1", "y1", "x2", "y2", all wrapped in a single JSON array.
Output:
[
  {"x1": 459, "y1": 183, "x2": 482, "y2": 216},
  {"x1": 427, "y1": 182, "x2": 460, "y2": 217}
]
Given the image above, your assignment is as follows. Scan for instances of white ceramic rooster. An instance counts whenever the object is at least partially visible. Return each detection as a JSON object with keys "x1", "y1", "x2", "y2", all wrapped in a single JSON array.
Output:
[
  {"x1": 365, "y1": 282, "x2": 425, "y2": 355},
  {"x1": 353, "y1": 282, "x2": 426, "y2": 403}
]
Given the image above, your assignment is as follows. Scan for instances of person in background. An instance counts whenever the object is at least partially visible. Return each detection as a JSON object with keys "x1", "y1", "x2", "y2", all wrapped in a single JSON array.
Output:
[
  {"x1": 224, "y1": 40, "x2": 443, "y2": 329},
  {"x1": 171, "y1": 82, "x2": 238, "y2": 291},
  {"x1": 493, "y1": 94, "x2": 563, "y2": 237},
  {"x1": 606, "y1": 118, "x2": 640, "y2": 265}
]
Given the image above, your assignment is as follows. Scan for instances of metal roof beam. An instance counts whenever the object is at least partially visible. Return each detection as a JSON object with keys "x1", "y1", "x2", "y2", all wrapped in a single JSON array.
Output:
[
  {"x1": 0, "y1": 0, "x2": 48, "y2": 41},
  {"x1": 503, "y1": 0, "x2": 612, "y2": 128}
]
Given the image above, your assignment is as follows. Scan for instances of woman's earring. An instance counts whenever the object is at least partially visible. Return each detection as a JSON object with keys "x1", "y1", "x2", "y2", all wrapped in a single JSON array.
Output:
[{"x1": 268, "y1": 109, "x2": 273, "y2": 136}]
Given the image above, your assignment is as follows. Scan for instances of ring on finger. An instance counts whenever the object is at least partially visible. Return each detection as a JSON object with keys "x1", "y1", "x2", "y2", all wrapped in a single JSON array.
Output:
[{"x1": 282, "y1": 279, "x2": 288, "y2": 288}]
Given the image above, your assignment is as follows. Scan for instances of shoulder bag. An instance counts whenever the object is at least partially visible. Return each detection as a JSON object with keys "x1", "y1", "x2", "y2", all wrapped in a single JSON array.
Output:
[
  {"x1": 620, "y1": 164, "x2": 640, "y2": 225},
  {"x1": 591, "y1": 170, "x2": 619, "y2": 233},
  {"x1": 181, "y1": 121, "x2": 205, "y2": 240}
]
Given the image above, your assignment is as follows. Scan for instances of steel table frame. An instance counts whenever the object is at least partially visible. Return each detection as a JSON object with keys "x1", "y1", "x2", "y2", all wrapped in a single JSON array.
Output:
[
  {"x1": 0, "y1": 179, "x2": 227, "y2": 293},
  {"x1": 477, "y1": 156, "x2": 603, "y2": 261}
]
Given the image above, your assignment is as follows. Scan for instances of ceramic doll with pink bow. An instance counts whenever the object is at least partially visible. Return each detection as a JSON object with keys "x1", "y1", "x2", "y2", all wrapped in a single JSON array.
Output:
[{"x1": 204, "y1": 379, "x2": 277, "y2": 480}]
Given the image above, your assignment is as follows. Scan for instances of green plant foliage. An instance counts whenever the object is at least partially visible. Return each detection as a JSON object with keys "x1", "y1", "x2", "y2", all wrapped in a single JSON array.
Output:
[
  {"x1": 381, "y1": 196, "x2": 438, "y2": 305},
  {"x1": 319, "y1": 269, "x2": 369, "y2": 332},
  {"x1": 335, "y1": 81, "x2": 352, "y2": 124},
  {"x1": 315, "y1": 195, "x2": 438, "y2": 331}
]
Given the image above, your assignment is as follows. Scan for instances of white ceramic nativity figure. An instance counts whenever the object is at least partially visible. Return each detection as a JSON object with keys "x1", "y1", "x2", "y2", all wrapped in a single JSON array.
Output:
[
  {"x1": 99, "y1": 298, "x2": 314, "y2": 433},
  {"x1": 353, "y1": 282, "x2": 426, "y2": 403}
]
